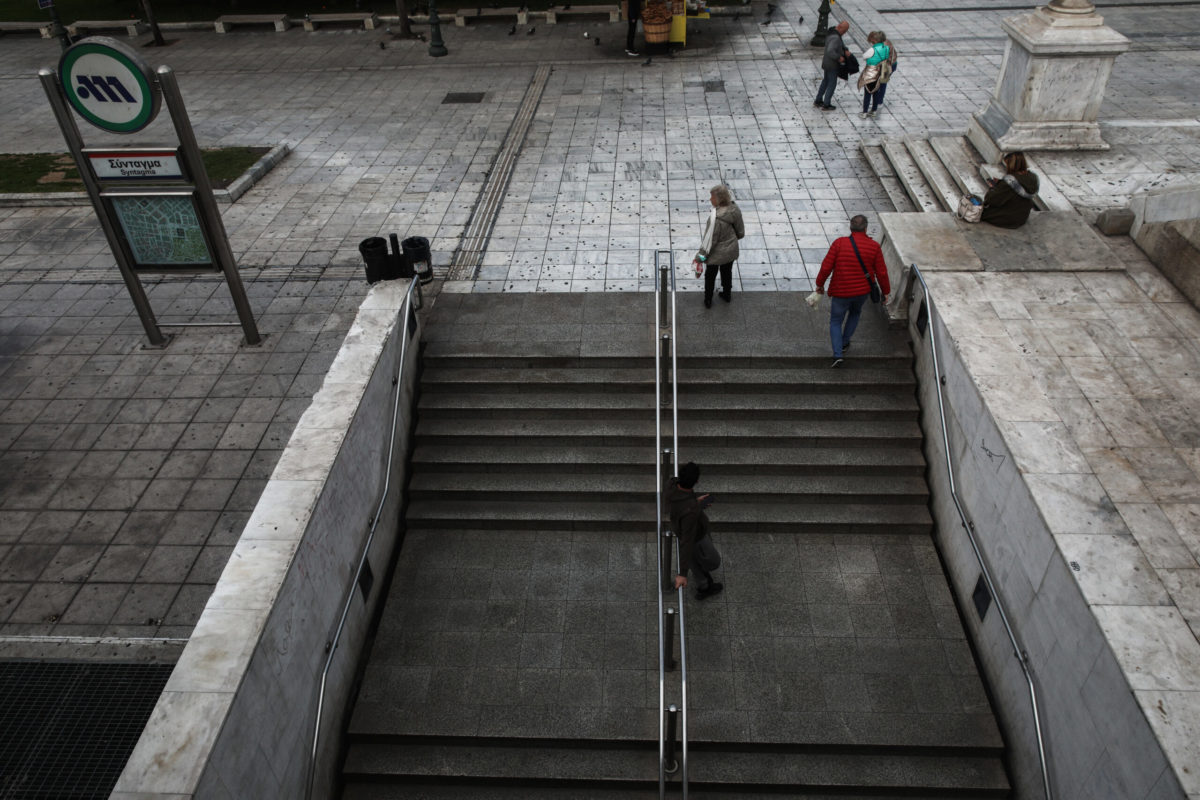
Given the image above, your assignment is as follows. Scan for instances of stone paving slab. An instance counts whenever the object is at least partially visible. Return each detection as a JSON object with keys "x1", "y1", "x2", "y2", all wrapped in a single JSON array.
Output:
[{"x1": 0, "y1": 271, "x2": 365, "y2": 644}]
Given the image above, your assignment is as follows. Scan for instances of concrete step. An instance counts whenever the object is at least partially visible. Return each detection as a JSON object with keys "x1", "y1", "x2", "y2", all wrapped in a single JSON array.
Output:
[
  {"x1": 405, "y1": 500, "x2": 932, "y2": 533},
  {"x1": 408, "y1": 473, "x2": 931, "y2": 503},
  {"x1": 418, "y1": 392, "x2": 917, "y2": 419},
  {"x1": 342, "y1": 740, "x2": 1007, "y2": 797},
  {"x1": 862, "y1": 142, "x2": 919, "y2": 213},
  {"x1": 420, "y1": 366, "x2": 915, "y2": 394},
  {"x1": 928, "y1": 135, "x2": 989, "y2": 199},
  {"x1": 905, "y1": 136, "x2": 960, "y2": 212},
  {"x1": 345, "y1": 787, "x2": 997, "y2": 800},
  {"x1": 411, "y1": 444, "x2": 927, "y2": 476},
  {"x1": 414, "y1": 418, "x2": 922, "y2": 447},
  {"x1": 423, "y1": 352, "x2": 912, "y2": 370},
  {"x1": 880, "y1": 137, "x2": 941, "y2": 213},
  {"x1": 420, "y1": 366, "x2": 655, "y2": 392},
  {"x1": 422, "y1": 349, "x2": 654, "y2": 369}
]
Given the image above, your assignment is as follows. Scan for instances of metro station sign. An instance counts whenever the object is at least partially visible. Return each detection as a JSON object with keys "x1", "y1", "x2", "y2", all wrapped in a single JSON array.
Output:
[
  {"x1": 58, "y1": 37, "x2": 160, "y2": 134},
  {"x1": 86, "y1": 149, "x2": 185, "y2": 182}
]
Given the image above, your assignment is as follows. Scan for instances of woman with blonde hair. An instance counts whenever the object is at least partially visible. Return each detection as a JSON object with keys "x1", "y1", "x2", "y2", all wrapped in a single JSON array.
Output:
[
  {"x1": 693, "y1": 185, "x2": 745, "y2": 307},
  {"x1": 858, "y1": 30, "x2": 896, "y2": 118}
]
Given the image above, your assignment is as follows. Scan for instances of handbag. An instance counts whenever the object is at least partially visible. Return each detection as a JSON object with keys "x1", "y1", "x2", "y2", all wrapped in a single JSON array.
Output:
[
  {"x1": 956, "y1": 194, "x2": 983, "y2": 223},
  {"x1": 848, "y1": 236, "x2": 881, "y2": 304}
]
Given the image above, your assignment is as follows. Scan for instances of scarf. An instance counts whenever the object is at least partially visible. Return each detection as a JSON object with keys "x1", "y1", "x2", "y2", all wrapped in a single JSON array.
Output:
[{"x1": 700, "y1": 207, "x2": 717, "y2": 255}]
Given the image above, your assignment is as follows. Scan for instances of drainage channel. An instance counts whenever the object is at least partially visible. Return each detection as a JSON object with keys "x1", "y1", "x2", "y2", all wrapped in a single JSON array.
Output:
[
  {"x1": 0, "y1": 661, "x2": 173, "y2": 799},
  {"x1": 446, "y1": 64, "x2": 552, "y2": 282}
]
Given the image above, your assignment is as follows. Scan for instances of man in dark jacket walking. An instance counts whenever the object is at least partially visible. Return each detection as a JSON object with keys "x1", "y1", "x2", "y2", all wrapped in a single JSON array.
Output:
[
  {"x1": 816, "y1": 214, "x2": 890, "y2": 367},
  {"x1": 665, "y1": 462, "x2": 723, "y2": 600},
  {"x1": 625, "y1": 0, "x2": 642, "y2": 56},
  {"x1": 814, "y1": 21, "x2": 850, "y2": 110}
]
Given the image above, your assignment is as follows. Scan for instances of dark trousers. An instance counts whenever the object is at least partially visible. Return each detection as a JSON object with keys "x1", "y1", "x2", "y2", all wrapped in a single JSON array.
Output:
[
  {"x1": 690, "y1": 534, "x2": 721, "y2": 590},
  {"x1": 816, "y1": 68, "x2": 839, "y2": 106},
  {"x1": 704, "y1": 261, "x2": 732, "y2": 300},
  {"x1": 627, "y1": 19, "x2": 638, "y2": 50},
  {"x1": 863, "y1": 82, "x2": 887, "y2": 112}
]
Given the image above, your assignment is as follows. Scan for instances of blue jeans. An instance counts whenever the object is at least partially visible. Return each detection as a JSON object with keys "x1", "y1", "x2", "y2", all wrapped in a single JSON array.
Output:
[
  {"x1": 815, "y1": 68, "x2": 839, "y2": 106},
  {"x1": 863, "y1": 82, "x2": 887, "y2": 112},
  {"x1": 829, "y1": 294, "x2": 869, "y2": 358}
]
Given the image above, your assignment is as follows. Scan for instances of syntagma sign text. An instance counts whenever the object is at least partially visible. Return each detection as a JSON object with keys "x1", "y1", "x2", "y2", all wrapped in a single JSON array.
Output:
[{"x1": 88, "y1": 150, "x2": 184, "y2": 181}]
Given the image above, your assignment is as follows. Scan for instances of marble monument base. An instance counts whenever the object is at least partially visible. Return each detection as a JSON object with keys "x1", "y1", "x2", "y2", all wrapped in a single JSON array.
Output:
[{"x1": 972, "y1": 5, "x2": 1129, "y2": 153}]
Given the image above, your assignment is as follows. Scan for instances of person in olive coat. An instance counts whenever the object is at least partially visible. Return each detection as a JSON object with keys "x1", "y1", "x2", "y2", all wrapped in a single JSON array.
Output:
[
  {"x1": 981, "y1": 152, "x2": 1039, "y2": 229},
  {"x1": 692, "y1": 185, "x2": 745, "y2": 308}
]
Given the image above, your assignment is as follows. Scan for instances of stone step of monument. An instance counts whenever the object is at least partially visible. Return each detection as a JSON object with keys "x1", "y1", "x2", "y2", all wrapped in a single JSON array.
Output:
[
  {"x1": 342, "y1": 740, "x2": 1008, "y2": 798},
  {"x1": 408, "y1": 472, "x2": 930, "y2": 503},
  {"x1": 1020, "y1": 153, "x2": 1076, "y2": 212},
  {"x1": 405, "y1": 500, "x2": 932, "y2": 533},
  {"x1": 861, "y1": 143, "x2": 919, "y2": 214},
  {"x1": 411, "y1": 444, "x2": 927, "y2": 475},
  {"x1": 880, "y1": 137, "x2": 942, "y2": 213},
  {"x1": 905, "y1": 135, "x2": 961, "y2": 212},
  {"x1": 928, "y1": 135, "x2": 989, "y2": 199}
]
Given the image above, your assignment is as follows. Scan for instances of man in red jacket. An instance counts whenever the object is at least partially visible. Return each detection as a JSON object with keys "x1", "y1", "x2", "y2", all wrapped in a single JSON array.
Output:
[{"x1": 815, "y1": 215, "x2": 891, "y2": 367}]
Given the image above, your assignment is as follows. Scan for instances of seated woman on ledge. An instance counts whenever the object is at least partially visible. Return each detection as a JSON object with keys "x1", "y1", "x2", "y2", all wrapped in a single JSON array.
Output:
[{"x1": 981, "y1": 152, "x2": 1039, "y2": 229}]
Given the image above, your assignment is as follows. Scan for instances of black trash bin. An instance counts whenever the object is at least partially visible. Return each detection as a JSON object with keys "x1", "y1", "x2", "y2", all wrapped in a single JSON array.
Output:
[
  {"x1": 402, "y1": 236, "x2": 433, "y2": 284},
  {"x1": 389, "y1": 233, "x2": 413, "y2": 279},
  {"x1": 359, "y1": 237, "x2": 390, "y2": 284}
]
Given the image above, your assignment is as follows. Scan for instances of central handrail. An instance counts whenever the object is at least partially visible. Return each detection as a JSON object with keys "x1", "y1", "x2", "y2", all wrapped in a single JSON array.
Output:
[
  {"x1": 910, "y1": 264, "x2": 1052, "y2": 800},
  {"x1": 653, "y1": 249, "x2": 686, "y2": 799}
]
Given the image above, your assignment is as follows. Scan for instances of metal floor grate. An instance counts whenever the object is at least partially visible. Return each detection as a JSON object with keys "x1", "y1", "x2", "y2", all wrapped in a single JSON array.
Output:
[{"x1": 0, "y1": 661, "x2": 173, "y2": 800}]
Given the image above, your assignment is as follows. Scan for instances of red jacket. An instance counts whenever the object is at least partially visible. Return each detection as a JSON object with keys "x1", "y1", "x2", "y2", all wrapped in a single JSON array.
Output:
[{"x1": 817, "y1": 232, "x2": 890, "y2": 299}]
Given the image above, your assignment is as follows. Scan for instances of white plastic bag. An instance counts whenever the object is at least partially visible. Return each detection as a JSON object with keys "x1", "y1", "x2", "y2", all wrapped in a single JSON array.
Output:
[{"x1": 805, "y1": 291, "x2": 822, "y2": 308}]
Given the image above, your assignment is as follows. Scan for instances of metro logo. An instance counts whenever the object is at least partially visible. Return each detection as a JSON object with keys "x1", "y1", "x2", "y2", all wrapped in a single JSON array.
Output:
[
  {"x1": 75, "y1": 75, "x2": 137, "y2": 103},
  {"x1": 58, "y1": 38, "x2": 160, "y2": 133}
]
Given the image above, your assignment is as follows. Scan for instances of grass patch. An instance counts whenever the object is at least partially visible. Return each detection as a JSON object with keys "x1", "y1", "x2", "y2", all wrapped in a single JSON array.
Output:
[{"x1": 0, "y1": 147, "x2": 271, "y2": 194}]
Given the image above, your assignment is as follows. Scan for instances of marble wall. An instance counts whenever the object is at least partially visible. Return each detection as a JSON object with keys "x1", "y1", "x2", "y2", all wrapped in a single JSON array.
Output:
[
  {"x1": 111, "y1": 280, "x2": 422, "y2": 799},
  {"x1": 908, "y1": 276, "x2": 1191, "y2": 800}
]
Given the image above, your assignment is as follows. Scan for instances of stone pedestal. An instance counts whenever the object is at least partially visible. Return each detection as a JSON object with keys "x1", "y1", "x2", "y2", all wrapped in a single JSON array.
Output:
[{"x1": 970, "y1": 2, "x2": 1129, "y2": 152}]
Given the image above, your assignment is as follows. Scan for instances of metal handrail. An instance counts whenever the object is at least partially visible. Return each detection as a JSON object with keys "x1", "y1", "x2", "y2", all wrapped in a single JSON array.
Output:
[
  {"x1": 910, "y1": 264, "x2": 1052, "y2": 800},
  {"x1": 653, "y1": 250, "x2": 686, "y2": 799},
  {"x1": 305, "y1": 277, "x2": 421, "y2": 800}
]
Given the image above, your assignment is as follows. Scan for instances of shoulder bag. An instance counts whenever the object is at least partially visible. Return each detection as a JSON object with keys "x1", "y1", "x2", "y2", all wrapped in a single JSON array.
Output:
[
  {"x1": 956, "y1": 194, "x2": 983, "y2": 222},
  {"x1": 848, "y1": 236, "x2": 881, "y2": 303}
]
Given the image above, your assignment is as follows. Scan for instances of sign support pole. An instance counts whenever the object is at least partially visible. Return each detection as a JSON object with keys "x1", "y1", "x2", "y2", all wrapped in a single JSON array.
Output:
[
  {"x1": 38, "y1": 68, "x2": 168, "y2": 347},
  {"x1": 157, "y1": 67, "x2": 261, "y2": 346}
]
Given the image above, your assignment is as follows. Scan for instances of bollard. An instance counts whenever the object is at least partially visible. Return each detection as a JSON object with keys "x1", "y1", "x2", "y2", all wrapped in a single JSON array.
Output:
[
  {"x1": 664, "y1": 606, "x2": 677, "y2": 671},
  {"x1": 664, "y1": 705, "x2": 679, "y2": 774}
]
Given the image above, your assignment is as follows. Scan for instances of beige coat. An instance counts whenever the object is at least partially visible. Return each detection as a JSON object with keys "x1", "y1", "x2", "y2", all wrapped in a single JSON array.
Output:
[{"x1": 695, "y1": 203, "x2": 745, "y2": 265}]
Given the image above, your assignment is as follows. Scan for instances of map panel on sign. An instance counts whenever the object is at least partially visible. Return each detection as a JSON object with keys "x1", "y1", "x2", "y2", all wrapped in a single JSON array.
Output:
[{"x1": 111, "y1": 195, "x2": 213, "y2": 267}]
